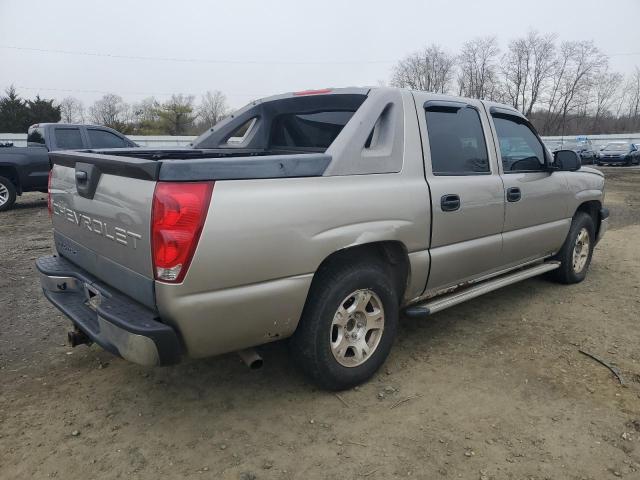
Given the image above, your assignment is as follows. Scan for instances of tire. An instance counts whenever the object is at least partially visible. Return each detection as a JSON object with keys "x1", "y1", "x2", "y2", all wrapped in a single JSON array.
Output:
[
  {"x1": 290, "y1": 260, "x2": 399, "y2": 390},
  {"x1": 0, "y1": 176, "x2": 17, "y2": 212},
  {"x1": 550, "y1": 211, "x2": 596, "y2": 284}
]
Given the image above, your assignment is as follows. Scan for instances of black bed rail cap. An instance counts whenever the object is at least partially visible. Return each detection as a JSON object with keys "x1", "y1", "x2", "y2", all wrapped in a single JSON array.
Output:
[
  {"x1": 158, "y1": 153, "x2": 331, "y2": 181},
  {"x1": 50, "y1": 150, "x2": 160, "y2": 181}
]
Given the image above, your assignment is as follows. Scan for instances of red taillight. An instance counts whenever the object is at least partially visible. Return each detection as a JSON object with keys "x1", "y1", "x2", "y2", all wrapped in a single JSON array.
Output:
[
  {"x1": 293, "y1": 88, "x2": 332, "y2": 96},
  {"x1": 47, "y1": 169, "x2": 53, "y2": 217},
  {"x1": 151, "y1": 182, "x2": 214, "y2": 283}
]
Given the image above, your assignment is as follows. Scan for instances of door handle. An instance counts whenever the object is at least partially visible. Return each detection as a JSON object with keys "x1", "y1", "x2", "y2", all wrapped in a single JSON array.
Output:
[
  {"x1": 440, "y1": 194, "x2": 460, "y2": 212},
  {"x1": 507, "y1": 187, "x2": 521, "y2": 202}
]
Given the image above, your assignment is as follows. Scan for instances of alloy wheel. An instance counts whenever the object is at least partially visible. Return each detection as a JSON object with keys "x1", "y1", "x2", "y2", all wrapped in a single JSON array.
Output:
[{"x1": 329, "y1": 289, "x2": 385, "y2": 367}]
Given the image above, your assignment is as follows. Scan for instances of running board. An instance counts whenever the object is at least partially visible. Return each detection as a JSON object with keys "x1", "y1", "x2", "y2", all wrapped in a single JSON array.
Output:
[{"x1": 404, "y1": 261, "x2": 560, "y2": 319}]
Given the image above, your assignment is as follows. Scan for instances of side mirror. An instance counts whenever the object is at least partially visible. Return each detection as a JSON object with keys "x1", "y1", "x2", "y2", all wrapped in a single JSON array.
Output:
[{"x1": 554, "y1": 149, "x2": 581, "y2": 171}]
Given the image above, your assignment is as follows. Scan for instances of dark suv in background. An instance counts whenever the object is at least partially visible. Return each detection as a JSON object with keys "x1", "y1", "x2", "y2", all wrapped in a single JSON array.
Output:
[{"x1": 596, "y1": 142, "x2": 640, "y2": 166}]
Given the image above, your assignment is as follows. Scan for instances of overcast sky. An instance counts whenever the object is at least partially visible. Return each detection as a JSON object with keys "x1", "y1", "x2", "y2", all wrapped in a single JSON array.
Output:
[{"x1": 1, "y1": 0, "x2": 639, "y2": 109}]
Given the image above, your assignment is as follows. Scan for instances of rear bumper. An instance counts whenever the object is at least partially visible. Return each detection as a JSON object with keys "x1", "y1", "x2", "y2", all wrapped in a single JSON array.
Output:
[
  {"x1": 597, "y1": 207, "x2": 609, "y2": 244},
  {"x1": 36, "y1": 255, "x2": 182, "y2": 366}
]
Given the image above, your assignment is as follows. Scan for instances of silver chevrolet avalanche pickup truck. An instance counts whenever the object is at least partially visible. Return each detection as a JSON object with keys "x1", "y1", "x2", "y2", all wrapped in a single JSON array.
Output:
[{"x1": 38, "y1": 87, "x2": 608, "y2": 390}]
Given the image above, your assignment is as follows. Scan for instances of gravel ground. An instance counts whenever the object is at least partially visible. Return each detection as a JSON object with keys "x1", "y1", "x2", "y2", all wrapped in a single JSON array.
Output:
[{"x1": 1, "y1": 168, "x2": 640, "y2": 480}]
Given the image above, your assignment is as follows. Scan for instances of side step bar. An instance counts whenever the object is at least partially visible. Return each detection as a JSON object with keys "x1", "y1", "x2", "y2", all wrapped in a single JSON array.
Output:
[{"x1": 404, "y1": 261, "x2": 560, "y2": 319}]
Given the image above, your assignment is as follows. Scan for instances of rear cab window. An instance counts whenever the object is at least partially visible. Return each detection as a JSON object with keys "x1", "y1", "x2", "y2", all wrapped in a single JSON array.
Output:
[
  {"x1": 425, "y1": 104, "x2": 490, "y2": 175},
  {"x1": 270, "y1": 111, "x2": 356, "y2": 150}
]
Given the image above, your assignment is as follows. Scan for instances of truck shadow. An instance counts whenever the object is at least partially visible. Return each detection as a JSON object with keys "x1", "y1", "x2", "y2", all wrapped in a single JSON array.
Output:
[
  {"x1": 104, "y1": 275, "x2": 561, "y2": 408},
  {"x1": 10, "y1": 198, "x2": 47, "y2": 211}
]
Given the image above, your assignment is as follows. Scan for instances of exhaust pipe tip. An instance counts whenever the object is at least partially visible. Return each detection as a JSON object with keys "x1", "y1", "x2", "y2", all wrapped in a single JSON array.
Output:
[
  {"x1": 67, "y1": 329, "x2": 91, "y2": 347},
  {"x1": 238, "y1": 348, "x2": 263, "y2": 369}
]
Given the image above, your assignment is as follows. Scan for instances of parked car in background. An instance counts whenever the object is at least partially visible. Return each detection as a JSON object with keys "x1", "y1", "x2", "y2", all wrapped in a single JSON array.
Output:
[
  {"x1": 632, "y1": 144, "x2": 640, "y2": 164},
  {"x1": 556, "y1": 140, "x2": 598, "y2": 165},
  {"x1": 0, "y1": 123, "x2": 137, "y2": 211},
  {"x1": 596, "y1": 142, "x2": 639, "y2": 166},
  {"x1": 38, "y1": 87, "x2": 607, "y2": 390}
]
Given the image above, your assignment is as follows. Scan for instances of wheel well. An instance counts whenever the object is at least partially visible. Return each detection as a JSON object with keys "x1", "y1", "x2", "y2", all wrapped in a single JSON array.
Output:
[
  {"x1": 312, "y1": 241, "x2": 411, "y2": 302},
  {"x1": 0, "y1": 166, "x2": 20, "y2": 192},
  {"x1": 575, "y1": 200, "x2": 602, "y2": 235}
]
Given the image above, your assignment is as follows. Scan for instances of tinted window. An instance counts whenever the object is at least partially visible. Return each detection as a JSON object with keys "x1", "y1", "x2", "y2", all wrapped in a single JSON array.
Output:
[
  {"x1": 27, "y1": 127, "x2": 46, "y2": 146},
  {"x1": 425, "y1": 106, "x2": 489, "y2": 175},
  {"x1": 54, "y1": 128, "x2": 84, "y2": 149},
  {"x1": 270, "y1": 110, "x2": 355, "y2": 149},
  {"x1": 492, "y1": 116, "x2": 545, "y2": 172},
  {"x1": 88, "y1": 129, "x2": 127, "y2": 148}
]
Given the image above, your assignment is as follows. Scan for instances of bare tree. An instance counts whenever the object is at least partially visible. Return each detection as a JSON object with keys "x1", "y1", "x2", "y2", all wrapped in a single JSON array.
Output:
[
  {"x1": 58, "y1": 96, "x2": 84, "y2": 123},
  {"x1": 541, "y1": 40, "x2": 607, "y2": 135},
  {"x1": 502, "y1": 31, "x2": 556, "y2": 115},
  {"x1": 130, "y1": 97, "x2": 160, "y2": 133},
  {"x1": 525, "y1": 32, "x2": 556, "y2": 116},
  {"x1": 591, "y1": 70, "x2": 623, "y2": 131},
  {"x1": 89, "y1": 93, "x2": 130, "y2": 130},
  {"x1": 502, "y1": 37, "x2": 530, "y2": 111},
  {"x1": 625, "y1": 67, "x2": 640, "y2": 120},
  {"x1": 198, "y1": 90, "x2": 229, "y2": 129},
  {"x1": 457, "y1": 36, "x2": 501, "y2": 100},
  {"x1": 391, "y1": 44, "x2": 456, "y2": 93}
]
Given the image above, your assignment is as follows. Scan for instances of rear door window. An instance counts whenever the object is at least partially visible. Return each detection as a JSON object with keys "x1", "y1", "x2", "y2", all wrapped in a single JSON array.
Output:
[
  {"x1": 425, "y1": 106, "x2": 490, "y2": 175},
  {"x1": 270, "y1": 110, "x2": 355, "y2": 149},
  {"x1": 87, "y1": 129, "x2": 128, "y2": 148},
  {"x1": 54, "y1": 128, "x2": 84, "y2": 149}
]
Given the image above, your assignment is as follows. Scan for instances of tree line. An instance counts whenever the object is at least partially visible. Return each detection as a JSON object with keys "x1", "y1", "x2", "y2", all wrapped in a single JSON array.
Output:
[
  {"x1": 0, "y1": 88, "x2": 229, "y2": 135},
  {"x1": 391, "y1": 31, "x2": 640, "y2": 135},
  {"x1": 1, "y1": 30, "x2": 639, "y2": 136}
]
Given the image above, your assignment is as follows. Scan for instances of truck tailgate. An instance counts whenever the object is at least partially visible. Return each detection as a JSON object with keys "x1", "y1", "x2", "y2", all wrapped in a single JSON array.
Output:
[{"x1": 50, "y1": 158, "x2": 156, "y2": 307}]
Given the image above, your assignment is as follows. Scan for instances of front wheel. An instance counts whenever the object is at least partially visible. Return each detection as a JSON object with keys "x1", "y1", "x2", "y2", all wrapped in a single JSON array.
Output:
[
  {"x1": 0, "y1": 176, "x2": 17, "y2": 212},
  {"x1": 290, "y1": 261, "x2": 399, "y2": 390},
  {"x1": 550, "y1": 212, "x2": 595, "y2": 284}
]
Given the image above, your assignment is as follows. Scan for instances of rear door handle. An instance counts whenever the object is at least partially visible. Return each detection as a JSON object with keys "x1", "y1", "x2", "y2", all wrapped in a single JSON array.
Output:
[
  {"x1": 440, "y1": 194, "x2": 460, "y2": 212},
  {"x1": 507, "y1": 187, "x2": 521, "y2": 202}
]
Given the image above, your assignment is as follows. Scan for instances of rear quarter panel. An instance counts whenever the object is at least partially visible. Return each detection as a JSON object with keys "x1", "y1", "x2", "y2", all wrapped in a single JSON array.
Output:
[{"x1": 156, "y1": 174, "x2": 431, "y2": 357}]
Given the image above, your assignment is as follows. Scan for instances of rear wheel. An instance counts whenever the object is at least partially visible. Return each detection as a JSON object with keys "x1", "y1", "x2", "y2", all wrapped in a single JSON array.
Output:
[
  {"x1": 550, "y1": 211, "x2": 595, "y2": 284},
  {"x1": 290, "y1": 260, "x2": 399, "y2": 390},
  {"x1": 0, "y1": 176, "x2": 17, "y2": 212}
]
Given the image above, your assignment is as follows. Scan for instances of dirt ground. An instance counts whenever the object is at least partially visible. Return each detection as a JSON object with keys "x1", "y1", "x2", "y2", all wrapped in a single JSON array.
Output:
[{"x1": 1, "y1": 167, "x2": 640, "y2": 480}]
